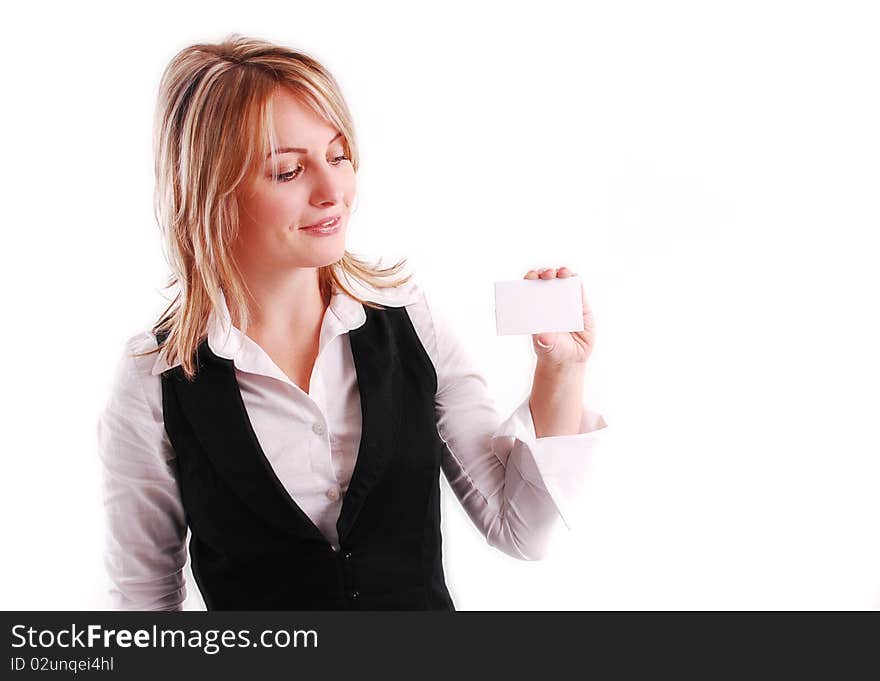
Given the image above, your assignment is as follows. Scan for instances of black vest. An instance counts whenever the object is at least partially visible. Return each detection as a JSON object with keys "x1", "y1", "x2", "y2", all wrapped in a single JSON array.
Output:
[{"x1": 156, "y1": 303, "x2": 455, "y2": 610}]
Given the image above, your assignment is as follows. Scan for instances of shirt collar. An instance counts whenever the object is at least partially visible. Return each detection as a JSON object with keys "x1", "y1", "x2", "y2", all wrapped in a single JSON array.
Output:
[{"x1": 150, "y1": 279, "x2": 417, "y2": 376}]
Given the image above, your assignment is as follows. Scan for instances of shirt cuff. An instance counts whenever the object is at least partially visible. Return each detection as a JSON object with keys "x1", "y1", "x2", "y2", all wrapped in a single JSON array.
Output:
[{"x1": 491, "y1": 394, "x2": 608, "y2": 531}]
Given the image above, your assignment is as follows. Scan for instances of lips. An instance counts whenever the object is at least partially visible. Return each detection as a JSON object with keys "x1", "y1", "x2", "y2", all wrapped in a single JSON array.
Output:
[{"x1": 300, "y1": 215, "x2": 341, "y2": 230}]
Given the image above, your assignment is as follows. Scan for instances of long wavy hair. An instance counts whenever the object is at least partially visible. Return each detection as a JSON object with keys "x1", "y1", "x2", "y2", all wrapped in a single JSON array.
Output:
[{"x1": 133, "y1": 34, "x2": 411, "y2": 380}]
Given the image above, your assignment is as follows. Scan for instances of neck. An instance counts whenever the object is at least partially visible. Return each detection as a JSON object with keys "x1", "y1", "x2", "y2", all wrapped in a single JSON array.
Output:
[{"x1": 236, "y1": 265, "x2": 329, "y2": 341}]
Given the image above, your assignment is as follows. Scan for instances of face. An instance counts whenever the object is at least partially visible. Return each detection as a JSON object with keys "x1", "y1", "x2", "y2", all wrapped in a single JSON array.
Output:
[{"x1": 233, "y1": 88, "x2": 355, "y2": 274}]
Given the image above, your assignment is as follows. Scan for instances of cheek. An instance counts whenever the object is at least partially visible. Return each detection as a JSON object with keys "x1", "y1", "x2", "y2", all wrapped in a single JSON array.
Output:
[
  {"x1": 242, "y1": 188, "x2": 304, "y2": 229},
  {"x1": 341, "y1": 170, "x2": 357, "y2": 203}
]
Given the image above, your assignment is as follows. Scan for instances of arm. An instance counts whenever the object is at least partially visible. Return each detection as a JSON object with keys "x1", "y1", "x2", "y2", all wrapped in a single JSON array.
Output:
[
  {"x1": 530, "y1": 362, "x2": 587, "y2": 437},
  {"x1": 525, "y1": 266, "x2": 596, "y2": 438},
  {"x1": 97, "y1": 333, "x2": 188, "y2": 610},
  {"x1": 413, "y1": 285, "x2": 607, "y2": 561}
]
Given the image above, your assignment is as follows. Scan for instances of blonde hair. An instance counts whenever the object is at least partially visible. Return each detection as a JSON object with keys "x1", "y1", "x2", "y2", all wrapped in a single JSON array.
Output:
[{"x1": 134, "y1": 33, "x2": 411, "y2": 380}]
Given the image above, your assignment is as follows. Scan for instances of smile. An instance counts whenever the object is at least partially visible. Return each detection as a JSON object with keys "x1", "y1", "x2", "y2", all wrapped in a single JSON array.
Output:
[{"x1": 299, "y1": 215, "x2": 341, "y2": 235}]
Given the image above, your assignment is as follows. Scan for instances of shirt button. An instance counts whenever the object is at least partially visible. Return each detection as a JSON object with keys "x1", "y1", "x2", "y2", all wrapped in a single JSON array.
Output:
[
  {"x1": 312, "y1": 422, "x2": 326, "y2": 436},
  {"x1": 326, "y1": 487, "x2": 340, "y2": 501}
]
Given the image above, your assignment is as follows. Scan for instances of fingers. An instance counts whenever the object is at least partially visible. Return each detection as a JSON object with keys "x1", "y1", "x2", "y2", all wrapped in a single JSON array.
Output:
[{"x1": 523, "y1": 266, "x2": 576, "y2": 279}]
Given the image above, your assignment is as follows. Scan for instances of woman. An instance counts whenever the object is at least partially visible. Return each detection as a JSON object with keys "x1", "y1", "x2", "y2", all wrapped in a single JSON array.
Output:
[{"x1": 98, "y1": 34, "x2": 607, "y2": 611}]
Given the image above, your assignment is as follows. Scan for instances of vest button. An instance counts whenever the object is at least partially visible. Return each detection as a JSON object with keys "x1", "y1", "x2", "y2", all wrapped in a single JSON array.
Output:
[
  {"x1": 349, "y1": 590, "x2": 359, "y2": 599},
  {"x1": 343, "y1": 551, "x2": 352, "y2": 560}
]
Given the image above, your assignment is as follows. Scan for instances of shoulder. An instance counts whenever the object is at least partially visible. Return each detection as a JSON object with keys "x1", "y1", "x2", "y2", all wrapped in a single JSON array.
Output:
[
  {"x1": 349, "y1": 275, "x2": 439, "y2": 365},
  {"x1": 103, "y1": 330, "x2": 164, "y2": 418},
  {"x1": 350, "y1": 274, "x2": 431, "y2": 326},
  {"x1": 111, "y1": 330, "x2": 160, "y2": 381},
  {"x1": 98, "y1": 330, "x2": 174, "y2": 468},
  {"x1": 346, "y1": 272, "x2": 422, "y2": 307},
  {"x1": 126, "y1": 330, "x2": 163, "y2": 378},
  {"x1": 370, "y1": 276, "x2": 455, "y2": 371}
]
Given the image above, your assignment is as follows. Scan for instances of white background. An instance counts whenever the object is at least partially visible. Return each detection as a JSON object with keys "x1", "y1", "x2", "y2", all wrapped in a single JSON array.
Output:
[{"x1": 2, "y1": 0, "x2": 878, "y2": 610}]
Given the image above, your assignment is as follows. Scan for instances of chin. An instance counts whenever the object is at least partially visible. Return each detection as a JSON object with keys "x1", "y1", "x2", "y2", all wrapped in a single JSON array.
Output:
[{"x1": 300, "y1": 243, "x2": 347, "y2": 269}]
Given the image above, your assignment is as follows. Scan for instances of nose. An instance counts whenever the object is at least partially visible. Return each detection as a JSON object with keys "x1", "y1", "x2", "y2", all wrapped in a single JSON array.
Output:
[{"x1": 309, "y1": 161, "x2": 346, "y2": 208}]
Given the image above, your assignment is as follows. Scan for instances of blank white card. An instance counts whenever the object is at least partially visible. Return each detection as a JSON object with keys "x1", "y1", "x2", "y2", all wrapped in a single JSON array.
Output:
[{"x1": 494, "y1": 276, "x2": 585, "y2": 335}]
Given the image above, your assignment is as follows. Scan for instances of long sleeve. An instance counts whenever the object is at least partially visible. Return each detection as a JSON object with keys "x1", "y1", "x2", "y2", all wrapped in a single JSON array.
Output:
[
  {"x1": 97, "y1": 332, "x2": 188, "y2": 610},
  {"x1": 415, "y1": 289, "x2": 607, "y2": 561}
]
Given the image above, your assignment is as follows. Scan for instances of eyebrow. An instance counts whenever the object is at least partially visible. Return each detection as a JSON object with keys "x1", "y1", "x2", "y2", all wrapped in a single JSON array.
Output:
[{"x1": 267, "y1": 132, "x2": 344, "y2": 158}]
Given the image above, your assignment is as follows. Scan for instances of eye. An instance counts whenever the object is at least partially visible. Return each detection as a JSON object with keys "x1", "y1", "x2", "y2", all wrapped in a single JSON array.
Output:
[
  {"x1": 274, "y1": 164, "x2": 304, "y2": 183},
  {"x1": 273, "y1": 154, "x2": 350, "y2": 183}
]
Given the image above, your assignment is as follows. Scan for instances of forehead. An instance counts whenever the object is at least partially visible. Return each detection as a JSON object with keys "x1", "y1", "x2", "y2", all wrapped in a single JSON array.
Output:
[{"x1": 269, "y1": 88, "x2": 337, "y2": 142}]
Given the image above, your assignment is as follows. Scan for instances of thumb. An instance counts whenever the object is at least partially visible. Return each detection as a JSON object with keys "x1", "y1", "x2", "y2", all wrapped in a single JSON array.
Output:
[{"x1": 534, "y1": 333, "x2": 556, "y2": 353}]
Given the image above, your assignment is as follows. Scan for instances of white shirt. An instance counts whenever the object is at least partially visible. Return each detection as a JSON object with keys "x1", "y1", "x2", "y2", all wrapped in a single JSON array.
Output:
[{"x1": 97, "y1": 278, "x2": 607, "y2": 610}]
